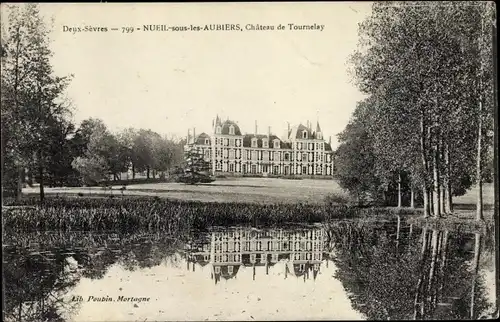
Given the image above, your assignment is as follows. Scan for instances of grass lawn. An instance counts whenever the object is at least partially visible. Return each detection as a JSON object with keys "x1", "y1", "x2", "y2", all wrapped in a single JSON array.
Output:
[{"x1": 22, "y1": 178, "x2": 348, "y2": 205}]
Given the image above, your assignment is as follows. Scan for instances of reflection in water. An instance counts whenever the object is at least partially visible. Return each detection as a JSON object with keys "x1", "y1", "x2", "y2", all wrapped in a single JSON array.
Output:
[
  {"x1": 185, "y1": 228, "x2": 325, "y2": 285},
  {"x1": 2, "y1": 220, "x2": 496, "y2": 321},
  {"x1": 327, "y1": 219, "x2": 496, "y2": 320}
]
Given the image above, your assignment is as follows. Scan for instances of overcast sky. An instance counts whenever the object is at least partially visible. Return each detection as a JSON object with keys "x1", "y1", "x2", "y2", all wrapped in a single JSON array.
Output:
[{"x1": 34, "y1": 2, "x2": 371, "y2": 148}]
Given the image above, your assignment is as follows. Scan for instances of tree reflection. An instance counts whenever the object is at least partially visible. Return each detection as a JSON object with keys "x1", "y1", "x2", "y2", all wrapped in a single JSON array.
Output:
[
  {"x1": 3, "y1": 249, "x2": 82, "y2": 322},
  {"x1": 3, "y1": 232, "x2": 187, "y2": 321},
  {"x1": 326, "y1": 219, "x2": 494, "y2": 320}
]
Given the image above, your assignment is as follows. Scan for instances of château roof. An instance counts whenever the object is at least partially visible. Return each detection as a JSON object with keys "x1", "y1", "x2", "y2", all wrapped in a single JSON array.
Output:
[
  {"x1": 324, "y1": 142, "x2": 333, "y2": 151},
  {"x1": 288, "y1": 124, "x2": 315, "y2": 140},
  {"x1": 220, "y1": 120, "x2": 242, "y2": 136},
  {"x1": 194, "y1": 132, "x2": 211, "y2": 145},
  {"x1": 316, "y1": 121, "x2": 322, "y2": 133}
]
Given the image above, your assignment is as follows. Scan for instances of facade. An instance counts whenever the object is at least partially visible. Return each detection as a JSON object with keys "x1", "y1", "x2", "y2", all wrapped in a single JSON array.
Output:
[
  {"x1": 185, "y1": 116, "x2": 335, "y2": 177},
  {"x1": 185, "y1": 228, "x2": 327, "y2": 284}
]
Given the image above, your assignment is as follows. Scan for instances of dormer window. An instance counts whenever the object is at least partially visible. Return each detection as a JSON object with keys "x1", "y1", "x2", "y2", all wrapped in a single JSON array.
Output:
[
  {"x1": 262, "y1": 139, "x2": 268, "y2": 148},
  {"x1": 317, "y1": 132, "x2": 322, "y2": 140},
  {"x1": 205, "y1": 138, "x2": 209, "y2": 145},
  {"x1": 303, "y1": 131, "x2": 308, "y2": 139},
  {"x1": 215, "y1": 266, "x2": 221, "y2": 273},
  {"x1": 229, "y1": 125, "x2": 235, "y2": 135},
  {"x1": 251, "y1": 138, "x2": 258, "y2": 148},
  {"x1": 228, "y1": 265, "x2": 234, "y2": 274},
  {"x1": 216, "y1": 126, "x2": 222, "y2": 134},
  {"x1": 273, "y1": 140, "x2": 280, "y2": 149}
]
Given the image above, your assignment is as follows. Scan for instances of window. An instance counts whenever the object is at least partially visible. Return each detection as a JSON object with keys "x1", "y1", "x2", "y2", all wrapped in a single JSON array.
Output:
[
  {"x1": 229, "y1": 163, "x2": 234, "y2": 172},
  {"x1": 273, "y1": 140, "x2": 280, "y2": 149},
  {"x1": 228, "y1": 265, "x2": 234, "y2": 274},
  {"x1": 303, "y1": 131, "x2": 308, "y2": 139},
  {"x1": 216, "y1": 126, "x2": 222, "y2": 134},
  {"x1": 236, "y1": 139, "x2": 241, "y2": 147},
  {"x1": 251, "y1": 138, "x2": 258, "y2": 148},
  {"x1": 262, "y1": 139, "x2": 268, "y2": 148},
  {"x1": 284, "y1": 153, "x2": 290, "y2": 161},
  {"x1": 224, "y1": 138, "x2": 229, "y2": 146},
  {"x1": 229, "y1": 125, "x2": 235, "y2": 135},
  {"x1": 215, "y1": 266, "x2": 221, "y2": 273}
]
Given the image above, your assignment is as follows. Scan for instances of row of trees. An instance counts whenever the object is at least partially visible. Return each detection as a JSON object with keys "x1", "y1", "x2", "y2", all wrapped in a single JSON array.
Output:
[
  {"x1": 71, "y1": 119, "x2": 185, "y2": 185},
  {"x1": 1, "y1": 4, "x2": 185, "y2": 203},
  {"x1": 336, "y1": 1, "x2": 495, "y2": 220}
]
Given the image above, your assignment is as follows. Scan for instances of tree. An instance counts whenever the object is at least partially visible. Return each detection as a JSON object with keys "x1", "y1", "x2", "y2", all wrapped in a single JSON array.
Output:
[
  {"x1": 71, "y1": 119, "x2": 129, "y2": 184},
  {"x1": 1, "y1": 3, "x2": 73, "y2": 202},
  {"x1": 335, "y1": 99, "x2": 383, "y2": 205},
  {"x1": 348, "y1": 1, "x2": 495, "y2": 218}
]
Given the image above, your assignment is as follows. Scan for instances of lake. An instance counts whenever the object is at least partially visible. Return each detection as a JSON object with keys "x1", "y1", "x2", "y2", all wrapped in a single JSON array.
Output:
[{"x1": 2, "y1": 218, "x2": 497, "y2": 321}]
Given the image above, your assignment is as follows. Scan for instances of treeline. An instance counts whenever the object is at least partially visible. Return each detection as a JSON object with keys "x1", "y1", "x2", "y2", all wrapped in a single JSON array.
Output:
[
  {"x1": 336, "y1": 2, "x2": 495, "y2": 220},
  {"x1": 1, "y1": 4, "x2": 184, "y2": 202},
  {"x1": 70, "y1": 119, "x2": 185, "y2": 185}
]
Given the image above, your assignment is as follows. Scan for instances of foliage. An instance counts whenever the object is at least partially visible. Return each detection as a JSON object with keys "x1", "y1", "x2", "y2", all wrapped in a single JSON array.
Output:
[
  {"x1": 1, "y1": 3, "x2": 73, "y2": 200},
  {"x1": 2, "y1": 195, "x2": 421, "y2": 232},
  {"x1": 340, "y1": 1, "x2": 495, "y2": 217}
]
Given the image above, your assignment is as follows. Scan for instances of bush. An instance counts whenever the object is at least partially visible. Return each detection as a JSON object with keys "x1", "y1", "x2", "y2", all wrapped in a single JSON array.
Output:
[{"x1": 324, "y1": 193, "x2": 350, "y2": 205}]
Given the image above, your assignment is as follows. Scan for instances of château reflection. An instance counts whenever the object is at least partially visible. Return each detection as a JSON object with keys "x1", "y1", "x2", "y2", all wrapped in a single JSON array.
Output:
[{"x1": 184, "y1": 227, "x2": 330, "y2": 284}]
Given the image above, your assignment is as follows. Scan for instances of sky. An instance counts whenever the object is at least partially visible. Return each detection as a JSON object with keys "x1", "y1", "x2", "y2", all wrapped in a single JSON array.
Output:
[{"x1": 30, "y1": 3, "x2": 372, "y2": 148}]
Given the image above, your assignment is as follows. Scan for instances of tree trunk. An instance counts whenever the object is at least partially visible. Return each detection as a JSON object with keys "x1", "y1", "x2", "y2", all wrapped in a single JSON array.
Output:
[
  {"x1": 146, "y1": 166, "x2": 150, "y2": 179},
  {"x1": 132, "y1": 164, "x2": 136, "y2": 179},
  {"x1": 16, "y1": 164, "x2": 23, "y2": 202},
  {"x1": 397, "y1": 172, "x2": 402, "y2": 208},
  {"x1": 476, "y1": 99, "x2": 484, "y2": 221},
  {"x1": 420, "y1": 111, "x2": 430, "y2": 218},
  {"x1": 410, "y1": 184, "x2": 415, "y2": 208},
  {"x1": 38, "y1": 149, "x2": 45, "y2": 203},
  {"x1": 432, "y1": 133, "x2": 441, "y2": 218},
  {"x1": 444, "y1": 142, "x2": 453, "y2": 214},
  {"x1": 440, "y1": 186, "x2": 446, "y2": 215},
  {"x1": 470, "y1": 233, "x2": 482, "y2": 319}
]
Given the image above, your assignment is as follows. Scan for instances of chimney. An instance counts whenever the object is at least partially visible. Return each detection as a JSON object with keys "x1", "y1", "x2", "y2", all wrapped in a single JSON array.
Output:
[
  {"x1": 193, "y1": 127, "x2": 196, "y2": 140},
  {"x1": 255, "y1": 120, "x2": 257, "y2": 135},
  {"x1": 287, "y1": 122, "x2": 290, "y2": 135},
  {"x1": 187, "y1": 129, "x2": 191, "y2": 143},
  {"x1": 268, "y1": 126, "x2": 271, "y2": 137},
  {"x1": 329, "y1": 136, "x2": 331, "y2": 145}
]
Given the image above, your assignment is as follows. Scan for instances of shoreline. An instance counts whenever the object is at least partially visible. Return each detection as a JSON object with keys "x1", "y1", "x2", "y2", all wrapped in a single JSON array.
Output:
[{"x1": 3, "y1": 194, "x2": 493, "y2": 234}]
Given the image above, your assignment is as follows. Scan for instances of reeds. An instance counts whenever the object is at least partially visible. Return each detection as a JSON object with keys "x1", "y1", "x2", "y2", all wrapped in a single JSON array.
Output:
[{"x1": 2, "y1": 196, "x2": 420, "y2": 232}]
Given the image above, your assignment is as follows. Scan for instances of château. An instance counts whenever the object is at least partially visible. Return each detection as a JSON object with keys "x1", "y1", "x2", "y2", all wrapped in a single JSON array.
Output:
[{"x1": 185, "y1": 116, "x2": 336, "y2": 177}]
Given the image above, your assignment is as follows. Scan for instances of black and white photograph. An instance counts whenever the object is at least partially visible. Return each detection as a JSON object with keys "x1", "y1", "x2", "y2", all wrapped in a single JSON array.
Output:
[{"x1": 1, "y1": 2, "x2": 498, "y2": 321}]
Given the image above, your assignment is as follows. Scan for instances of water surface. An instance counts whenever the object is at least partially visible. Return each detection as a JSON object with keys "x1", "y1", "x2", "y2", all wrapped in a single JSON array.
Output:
[{"x1": 3, "y1": 219, "x2": 497, "y2": 321}]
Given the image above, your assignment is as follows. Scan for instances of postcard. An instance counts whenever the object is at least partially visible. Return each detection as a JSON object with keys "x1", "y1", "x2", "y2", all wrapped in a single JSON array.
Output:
[{"x1": 1, "y1": 2, "x2": 497, "y2": 321}]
